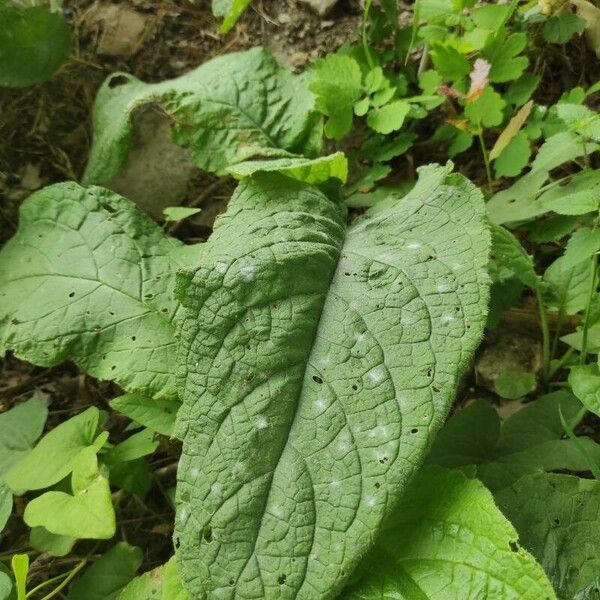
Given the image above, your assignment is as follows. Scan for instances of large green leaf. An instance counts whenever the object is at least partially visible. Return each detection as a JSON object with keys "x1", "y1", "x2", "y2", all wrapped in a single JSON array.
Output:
[
  {"x1": 67, "y1": 543, "x2": 143, "y2": 600},
  {"x1": 344, "y1": 467, "x2": 555, "y2": 599},
  {"x1": 0, "y1": 4, "x2": 70, "y2": 88},
  {"x1": 496, "y1": 472, "x2": 600, "y2": 599},
  {"x1": 0, "y1": 183, "x2": 200, "y2": 400},
  {"x1": 0, "y1": 397, "x2": 47, "y2": 478},
  {"x1": 5, "y1": 407, "x2": 106, "y2": 493},
  {"x1": 427, "y1": 392, "x2": 600, "y2": 491},
  {"x1": 174, "y1": 163, "x2": 490, "y2": 597},
  {"x1": 84, "y1": 48, "x2": 321, "y2": 186}
]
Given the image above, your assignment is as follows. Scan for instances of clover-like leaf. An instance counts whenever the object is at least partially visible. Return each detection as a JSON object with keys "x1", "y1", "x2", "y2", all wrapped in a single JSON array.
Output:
[
  {"x1": 174, "y1": 163, "x2": 490, "y2": 597},
  {"x1": 84, "y1": 48, "x2": 321, "y2": 186},
  {"x1": 344, "y1": 467, "x2": 555, "y2": 600},
  {"x1": 0, "y1": 183, "x2": 201, "y2": 400},
  {"x1": 24, "y1": 449, "x2": 115, "y2": 540}
]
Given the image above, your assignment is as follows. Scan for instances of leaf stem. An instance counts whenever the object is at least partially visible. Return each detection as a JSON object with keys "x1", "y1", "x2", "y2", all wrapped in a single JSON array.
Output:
[
  {"x1": 580, "y1": 252, "x2": 598, "y2": 364},
  {"x1": 36, "y1": 549, "x2": 94, "y2": 600},
  {"x1": 361, "y1": 0, "x2": 375, "y2": 70},
  {"x1": 547, "y1": 347, "x2": 575, "y2": 380},
  {"x1": 477, "y1": 130, "x2": 493, "y2": 194},
  {"x1": 559, "y1": 405, "x2": 600, "y2": 480},
  {"x1": 536, "y1": 287, "x2": 551, "y2": 381}
]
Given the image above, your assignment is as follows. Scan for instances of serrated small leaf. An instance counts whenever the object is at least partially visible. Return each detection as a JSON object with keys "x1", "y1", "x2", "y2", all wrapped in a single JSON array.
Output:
[
  {"x1": 543, "y1": 12, "x2": 586, "y2": 43},
  {"x1": 354, "y1": 97, "x2": 370, "y2": 117},
  {"x1": 344, "y1": 467, "x2": 556, "y2": 600},
  {"x1": 489, "y1": 224, "x2": 539, "y2": 289},
  {"x1": 484, "y1": 32, "x2": 529, "y2": 83},
  {"x1": 430, "y1": 44, "x2": 471, "y2": 81},
  {"x1": 465, "y1": 86, "x2": 506, "y2": 127},
  {"x1": 544, "y1": 255, "x2": 594, "y2": 314},
  {"x1": 310, "y1": 54, "x2": 362, "y2": 140},
  {"x1": 543, "y1": 188, "x2": 599, "y2": 214},
  {"x1": 366, "y1": 100, "x2": 410, "y2": 134},
  {"x1": 561, "y1": 227, "x2": 600, "y2": 270},
  {"x1": 472, "y1": 4, "x2": 511, "y2": 29},
  {"x1": 504, "y1": 73, "x2": 540, "y2": 106}
]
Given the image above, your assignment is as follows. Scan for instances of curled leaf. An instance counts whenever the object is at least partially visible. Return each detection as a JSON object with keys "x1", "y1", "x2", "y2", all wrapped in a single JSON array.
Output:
[{"x1": 490, "y1": 100, "x2": 534, "y2": 160}]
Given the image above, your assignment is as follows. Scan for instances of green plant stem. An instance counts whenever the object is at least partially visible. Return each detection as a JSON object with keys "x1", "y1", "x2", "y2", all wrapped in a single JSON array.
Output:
[
  {"x1": 550, "y1": 308, "x2": 565, "y2": 366},
  {"x1": 547, "y1": 347, "x2": 575, "y2": 380},
  {"x1": 559, "y1": 405, "x2": 600, "y2": 480},
  {"x1": 25, "y1": 572, "x2": 69, "y2": 599},
  {"x1": 580, "y1": 252, "x2": 598, "y2": 364},
  {"x1": 362, "y1": 0, "x2": 375, "y2": 70},
  {"x1": 477, "y1": 130, "x2": 493, "y2": 194},
  {"x1": 36, "y1": 553, "x2": 91, "y2": 600},
  {"x1": 536, "y1": 287, "x2": 551, "y2": 381}
]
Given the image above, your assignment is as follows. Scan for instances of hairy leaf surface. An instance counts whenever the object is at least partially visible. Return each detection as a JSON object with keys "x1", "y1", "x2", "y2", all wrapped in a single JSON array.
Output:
[
  {"x1": 0, "y1": 183, "x2": 199, "y2": 400},
  {"x1": 84, "y1": 48, "x2": 321, "y2": 186},
  {"x1": 174, "y1": 163, "x2": 490, "y2": 598},
  {"x1": 344, "y1": 468, "x2": 556, "y2": 600}
]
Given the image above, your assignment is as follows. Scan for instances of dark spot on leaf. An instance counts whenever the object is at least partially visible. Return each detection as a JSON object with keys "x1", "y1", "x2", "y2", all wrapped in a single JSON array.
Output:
[
  {"x1": 509, "y1": 540, "x2": 519, "y2": 552},
  {"x1": 553, "y1": 518, "x2": 560, "y2": 525},
  {"x1": 411, "y1": 428, "x2": 418, "y2": 434},
  {"x1": 131, "y1": 336, "x2": 136, "y2": 341},
  {"x1": 102, "y1": 203, "x2": 117, "y2": 213},
  {"x1": 374, "y1": 482, "x2": 381, "y2": 489},
  {"x1": 68, "y1": 291, "x2": 75, "y2": 298},
  {"x1": 352, "y1": 384, "x2": 358, "y2": 391},
  {"x1": 278, "y1": 575, "x2": 287, "y2": 585},
  {"x1": 203, "y1": 526, "x2": 213, "y2": 542},
  {"x1": 312, "y1": 375, "x2": 323, "y2": 384},
  {"x1": 431, "y1": 385, "x2": 440, "y2": 393},
  {"x1": 229, "y1": 578, "x2": 235, "y2": 585}
]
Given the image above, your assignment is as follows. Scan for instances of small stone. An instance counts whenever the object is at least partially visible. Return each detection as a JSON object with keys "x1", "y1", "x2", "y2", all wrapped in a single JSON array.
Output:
[{"x1": 298, "y1": 0, "x2": 340, "y2": 17}]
